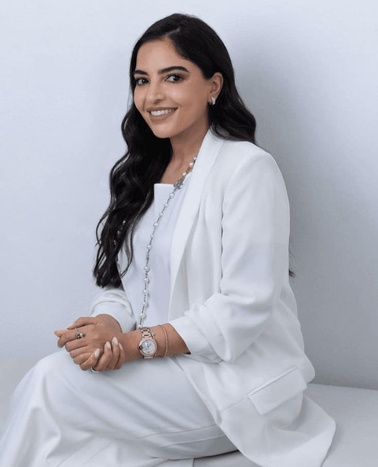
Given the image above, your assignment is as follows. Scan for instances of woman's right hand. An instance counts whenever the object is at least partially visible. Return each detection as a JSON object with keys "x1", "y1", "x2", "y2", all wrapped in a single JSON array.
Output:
[{"x1": 54, "y1": 314, "x2": 124, "y2": 370}]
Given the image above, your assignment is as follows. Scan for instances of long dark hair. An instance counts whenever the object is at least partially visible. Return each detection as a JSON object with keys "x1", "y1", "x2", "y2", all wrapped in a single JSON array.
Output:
[{"x1": 94, "y1": 13, "x2": 257, "y2": 287}]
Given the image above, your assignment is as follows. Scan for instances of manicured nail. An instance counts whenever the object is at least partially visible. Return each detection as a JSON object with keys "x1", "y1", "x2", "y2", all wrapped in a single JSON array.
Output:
[
  {"x1": 119, "y1": 343, "x2": 123, "y2": 351},
  {"x1": 106, "y1": 341, "x2": 111, "y2": 350},
  {"x1": 112, "y1": 337, "x2": 119, "y2": 345},
  {"x1": 94, "y1": 348, "x2": 100, "y2": 359}
]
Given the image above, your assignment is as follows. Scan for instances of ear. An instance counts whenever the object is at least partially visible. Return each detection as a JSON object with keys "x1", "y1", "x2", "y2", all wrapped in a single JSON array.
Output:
[{"x1": 208, "y1": 72, "x2": 223, "y2": 104}]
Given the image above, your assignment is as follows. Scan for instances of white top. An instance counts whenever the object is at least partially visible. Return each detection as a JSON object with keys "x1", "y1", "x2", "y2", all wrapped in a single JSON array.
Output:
[{"x1": 118, "y1": 175, "x2": 191, "y2": 327}]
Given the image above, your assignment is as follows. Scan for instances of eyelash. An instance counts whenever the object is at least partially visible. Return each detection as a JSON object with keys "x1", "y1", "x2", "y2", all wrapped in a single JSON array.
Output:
[
  {"x1": 134, "y1": 74, "x2": 184, "y2": 86},
  {"x1": 135, "y1": 77, "x2": 148, "y2": 86},
  {"x1": 166, "y1": 74, "x2": 183, "y2": 83}
]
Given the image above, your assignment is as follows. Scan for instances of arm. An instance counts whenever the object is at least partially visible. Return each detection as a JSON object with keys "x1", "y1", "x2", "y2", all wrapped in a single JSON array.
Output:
[
  {"x1": 56, "y1": 286, "x2": 189, "y2": 370},
  {"x1": 57, "y1": 320, "x2": 189, "y2": 371},
  {"x1": 170, "y1": 153, "x2": 291, "y2": 363},
  {"x1": 89, "y1": 285, "x2": 136, "y2": 332},
  {"x1": 55, "y1": 285, "x2": 137, "y2": 368}
]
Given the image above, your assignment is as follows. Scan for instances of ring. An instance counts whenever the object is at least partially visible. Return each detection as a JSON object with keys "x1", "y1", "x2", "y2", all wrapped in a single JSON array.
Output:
[
  {"x1": 91, "y1": 367, "x2": 99, "y2": 373},
  {"x1": 75, "y1": 328, "x2": 85, "y2": 339}
]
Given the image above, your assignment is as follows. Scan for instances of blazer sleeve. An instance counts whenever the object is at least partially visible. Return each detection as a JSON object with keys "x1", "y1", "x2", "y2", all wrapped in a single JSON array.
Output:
[
  {"x1": 89, "y1": 285, "x2": 136, "y2": 332},
  {"x1": 170, "y1": 152, "x2": 291, "y2": 363}
]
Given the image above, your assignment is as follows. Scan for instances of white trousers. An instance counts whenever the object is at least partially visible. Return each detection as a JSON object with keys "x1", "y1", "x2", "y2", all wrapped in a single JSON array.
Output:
[{"x1": 0, "y1": 351, "x2": 235, "y2": 467}]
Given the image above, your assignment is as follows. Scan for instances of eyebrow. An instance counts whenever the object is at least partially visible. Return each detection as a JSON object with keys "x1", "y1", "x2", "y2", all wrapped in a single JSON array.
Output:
[{"x1": 133, "y1": 66, "x2": 190, "y2": 76}]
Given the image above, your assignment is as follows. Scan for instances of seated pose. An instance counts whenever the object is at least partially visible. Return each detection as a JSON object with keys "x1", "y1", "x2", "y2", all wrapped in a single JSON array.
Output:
[{"x1": 0, "y1": 13, "x2": 335, "y2": 467}]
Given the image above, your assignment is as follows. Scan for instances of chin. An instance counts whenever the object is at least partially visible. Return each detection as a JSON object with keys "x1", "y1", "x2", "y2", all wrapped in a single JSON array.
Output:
[
  {"x1": 149, "y1": 130, "x2": 172, "y2": 140},
  {"x1": 148, "y1": 126, "x2": 179, "y2": 140}
]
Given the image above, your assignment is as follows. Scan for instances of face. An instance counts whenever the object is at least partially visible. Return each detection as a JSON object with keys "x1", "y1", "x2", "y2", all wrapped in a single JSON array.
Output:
[{"x1": 133, "y1": 38, "x2": 221, "y2": 145}]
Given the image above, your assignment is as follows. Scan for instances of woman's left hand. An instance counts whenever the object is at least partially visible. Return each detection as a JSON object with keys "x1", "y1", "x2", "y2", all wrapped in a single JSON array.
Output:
[{"x1": 91, "y1": 337, "x2": 126, "y2": 372}]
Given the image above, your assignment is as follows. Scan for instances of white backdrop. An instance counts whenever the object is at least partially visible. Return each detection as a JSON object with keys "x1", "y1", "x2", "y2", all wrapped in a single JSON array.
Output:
[{"x1": 1, "y1": 0, "x2": 377, "y2": 389}]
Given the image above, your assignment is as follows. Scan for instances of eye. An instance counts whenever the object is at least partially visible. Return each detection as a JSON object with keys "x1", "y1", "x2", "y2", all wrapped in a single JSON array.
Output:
[
  {"x1": 135, "y1": 77, "x2": 148, "y2": 86},
  {"x1": 166, "y1": 74, "x2": 183, "y2": 83}
]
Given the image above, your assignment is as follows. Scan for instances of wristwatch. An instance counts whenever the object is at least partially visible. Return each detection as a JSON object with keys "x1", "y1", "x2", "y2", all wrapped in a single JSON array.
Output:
[{"x1": 138, "y1": 327, "x2": 157, "y2": 359}]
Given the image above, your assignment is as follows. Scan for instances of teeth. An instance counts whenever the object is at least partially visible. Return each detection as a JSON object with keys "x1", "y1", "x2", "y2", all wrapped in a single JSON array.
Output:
[{"x1": 150, "y1": 109, "x2": 175, "y2": 116}]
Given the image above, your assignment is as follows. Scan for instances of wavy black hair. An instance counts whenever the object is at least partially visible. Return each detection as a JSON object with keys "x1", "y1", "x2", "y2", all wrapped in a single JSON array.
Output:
[{"x1": 94, "y1": 13, "x2": 257, "y2": 287}]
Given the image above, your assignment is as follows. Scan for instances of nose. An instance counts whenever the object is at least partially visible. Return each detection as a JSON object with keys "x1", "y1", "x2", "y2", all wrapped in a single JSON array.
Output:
[{"x1": 145, "y1": 80, "x2": 164, "y2": 104}]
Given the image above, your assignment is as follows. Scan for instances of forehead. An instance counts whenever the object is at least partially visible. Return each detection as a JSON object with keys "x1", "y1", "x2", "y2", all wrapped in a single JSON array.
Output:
[{"x1": 135, "y1": 38, "x2": 193, "y2": 71}]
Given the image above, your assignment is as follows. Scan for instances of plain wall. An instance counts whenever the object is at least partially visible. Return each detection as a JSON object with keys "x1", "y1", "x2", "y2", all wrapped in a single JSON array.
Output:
[{"x1": 0, "y1": 0, "x2": 377, "y2": 389}]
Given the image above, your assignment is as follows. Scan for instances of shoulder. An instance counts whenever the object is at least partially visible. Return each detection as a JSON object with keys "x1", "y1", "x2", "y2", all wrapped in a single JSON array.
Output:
[
  {"x1": 221, "y1": 137, "x2": 275, "y2": 164},
  {"x1": 210, "y1": 134, "x2": 283, "y2": 185},
  {"x1": 220, "y1": 138, "x2": 266, "y2": 158}
]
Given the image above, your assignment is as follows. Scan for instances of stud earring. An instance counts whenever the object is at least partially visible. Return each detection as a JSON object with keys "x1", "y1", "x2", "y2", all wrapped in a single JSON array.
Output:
[{"x1": 210, "y1": 96, "x2": 216, "y2": 106}]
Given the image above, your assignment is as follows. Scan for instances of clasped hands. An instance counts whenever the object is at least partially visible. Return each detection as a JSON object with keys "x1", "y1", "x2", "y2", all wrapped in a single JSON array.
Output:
[{"x1": 55, "y1": 314, "x2": 126, "y2": 372}]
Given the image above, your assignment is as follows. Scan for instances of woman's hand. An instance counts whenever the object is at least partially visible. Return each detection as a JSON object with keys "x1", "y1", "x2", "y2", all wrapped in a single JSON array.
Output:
[
  {"x1": 54, "y1": 314, "x2": 123, "y2": 370},
  {"x1": 91, "y1": 337, "x2": 127, "y2": 372},
  {"x1": 55, "y1": 319, "x2": 189, "y2": 372}
]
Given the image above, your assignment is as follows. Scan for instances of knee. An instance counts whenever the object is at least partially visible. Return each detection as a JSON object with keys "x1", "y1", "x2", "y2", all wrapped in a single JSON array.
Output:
[{"x1": 32, "y1": 351, "x2": 72, "y2": 380}]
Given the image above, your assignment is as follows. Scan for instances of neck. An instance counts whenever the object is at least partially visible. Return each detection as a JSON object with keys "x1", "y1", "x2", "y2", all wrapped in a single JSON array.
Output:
[{"x1": 170, "y1": 126, "x2": 209, "y2": 165}]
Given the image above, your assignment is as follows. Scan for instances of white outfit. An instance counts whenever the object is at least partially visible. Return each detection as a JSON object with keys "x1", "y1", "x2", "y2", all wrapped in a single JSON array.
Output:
[
  {"x1": 0, "y1": 353, "x2": 235, "y2": 467},
  {"x1": 0, "y1": 130, "x2": 336, "y2": 467}
]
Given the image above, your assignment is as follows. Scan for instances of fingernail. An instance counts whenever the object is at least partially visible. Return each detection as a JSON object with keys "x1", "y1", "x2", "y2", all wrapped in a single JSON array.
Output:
[
  {"x1": 94, "y1": 348, "x2": 100, "y2": 359},
  {"x1": 112, "y1": 337, "x2": 119, "y2": 345},
  {"x1": 119, "y1": 343, "x2": 123, "y2": 350},
  {"x1": 106, "y1": 341, "x2": 111, "y2": 350}
]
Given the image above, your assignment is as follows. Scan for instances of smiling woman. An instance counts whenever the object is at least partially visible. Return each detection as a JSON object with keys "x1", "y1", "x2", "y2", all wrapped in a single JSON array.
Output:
[
  {"x1": 133, "y1": 39, "x2": 223, "y2": 157},
  {"x1": 0, "y1": 13, "x2": 335, "y2": 467}
]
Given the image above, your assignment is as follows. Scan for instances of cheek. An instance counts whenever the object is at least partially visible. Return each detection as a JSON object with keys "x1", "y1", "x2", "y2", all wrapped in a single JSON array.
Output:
[
  {"x1": 189, "y1": 98, "x2": 209, "y2": 118},
  {"x1": 133, "y1": 90, "x2": 144, "y2": 114}
]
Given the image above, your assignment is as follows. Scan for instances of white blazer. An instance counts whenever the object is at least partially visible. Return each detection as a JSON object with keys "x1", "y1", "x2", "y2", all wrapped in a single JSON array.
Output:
[{"x1": 91, "y1": 130, "x2": 336, "y2": 467}]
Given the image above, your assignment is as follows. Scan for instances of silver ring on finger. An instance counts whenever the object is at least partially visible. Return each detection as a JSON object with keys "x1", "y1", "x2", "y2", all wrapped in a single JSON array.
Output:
[{"x1": 75, "y1": 328, "x2": 85, "y2": 339}]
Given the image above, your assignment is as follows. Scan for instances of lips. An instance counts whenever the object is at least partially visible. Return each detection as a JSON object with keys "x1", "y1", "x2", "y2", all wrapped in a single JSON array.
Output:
[{"x1": 148, "y1": 108, "x2": 176, "y2": 117}]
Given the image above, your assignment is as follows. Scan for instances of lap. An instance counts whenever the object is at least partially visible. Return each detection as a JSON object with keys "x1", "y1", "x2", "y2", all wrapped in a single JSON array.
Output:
[
  {"x1": 14, "y1": 351, "x2": 235, "y2": 459},
  {"x1": 31, "y1": 351, "x2": 210, "y2": 431}
]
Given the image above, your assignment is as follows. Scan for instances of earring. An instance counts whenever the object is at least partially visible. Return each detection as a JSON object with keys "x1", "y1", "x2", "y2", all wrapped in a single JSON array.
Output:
[{"x1": 210, "y1": 96, "x2": 216, "y2": 106}]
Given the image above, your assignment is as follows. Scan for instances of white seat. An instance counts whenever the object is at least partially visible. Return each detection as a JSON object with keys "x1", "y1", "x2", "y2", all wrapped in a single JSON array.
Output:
[
  {"x1": 1, "y1": 358, "x2": 378, "y2": 466},
  {"x1": 194, "y1": 451, "x2": 257, "y2": 466}
]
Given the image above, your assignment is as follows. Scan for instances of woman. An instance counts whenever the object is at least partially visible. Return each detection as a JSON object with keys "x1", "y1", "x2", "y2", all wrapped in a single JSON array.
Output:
[{"x1": 0, "y1": 13, "x2": 335, "y2": 467}]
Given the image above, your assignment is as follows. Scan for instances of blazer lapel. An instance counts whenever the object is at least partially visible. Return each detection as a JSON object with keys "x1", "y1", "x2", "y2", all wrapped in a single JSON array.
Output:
[{"x1": 169, "y1": 130, "x2": 225, "y2": 300}]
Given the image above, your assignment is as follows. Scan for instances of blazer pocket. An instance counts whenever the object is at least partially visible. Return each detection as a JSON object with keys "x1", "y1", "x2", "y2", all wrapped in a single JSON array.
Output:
[{"x1": 248, "y1": 367, "x2": 307, "y2": 415}]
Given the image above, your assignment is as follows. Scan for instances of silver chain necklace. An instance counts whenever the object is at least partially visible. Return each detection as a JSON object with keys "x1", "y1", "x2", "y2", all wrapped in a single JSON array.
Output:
[{"x1": 137, "y1": 156, "x2": 197, "y2": 329}]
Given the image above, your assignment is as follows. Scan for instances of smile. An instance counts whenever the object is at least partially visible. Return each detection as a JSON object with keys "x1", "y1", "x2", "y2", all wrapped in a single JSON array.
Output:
[{"x1": 149, "y1": 108, "x2": 176, "y2": 117}]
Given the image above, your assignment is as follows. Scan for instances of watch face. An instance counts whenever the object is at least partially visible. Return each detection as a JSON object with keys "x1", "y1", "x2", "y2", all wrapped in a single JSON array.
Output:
[{"x1": 140, "y1": 338, "x2": 157, "y2": 356}]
